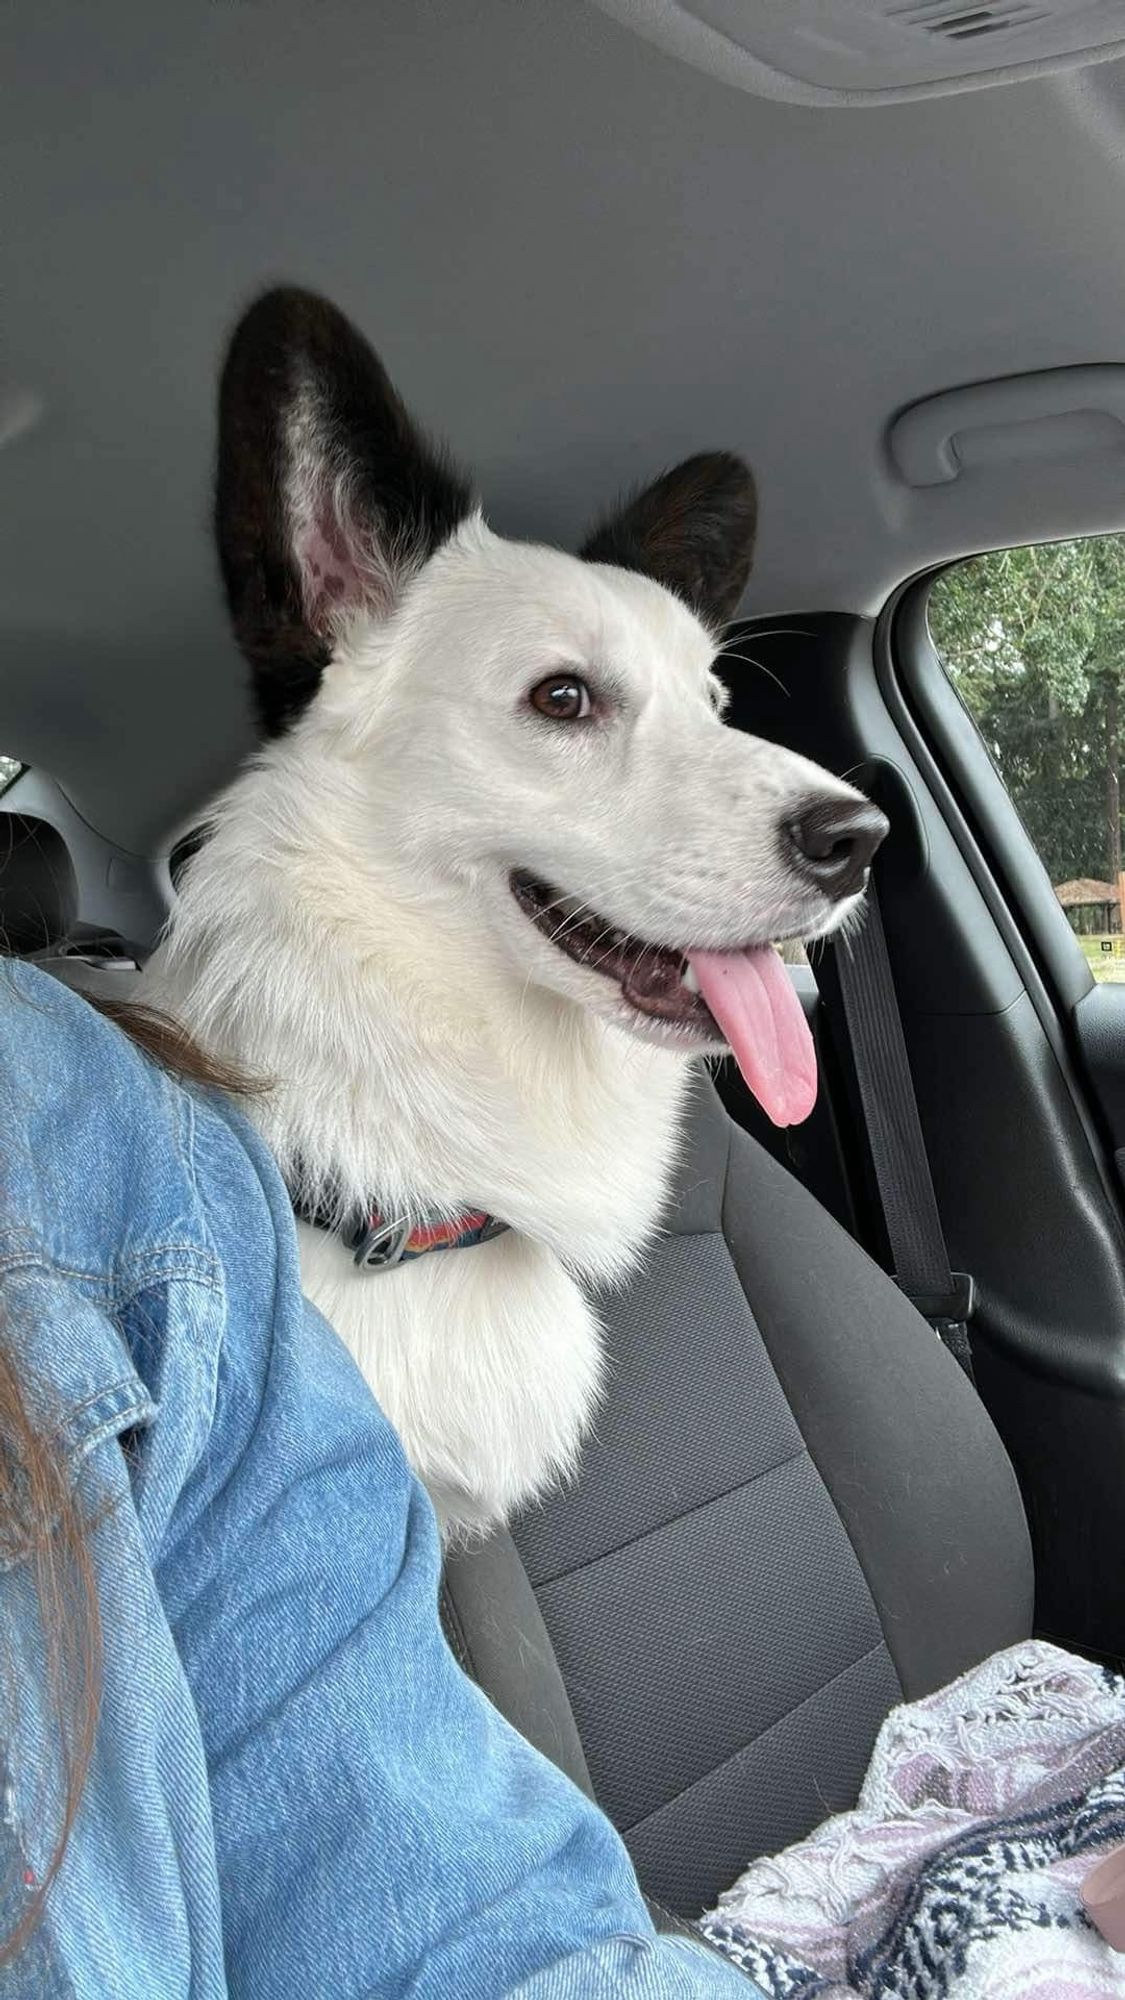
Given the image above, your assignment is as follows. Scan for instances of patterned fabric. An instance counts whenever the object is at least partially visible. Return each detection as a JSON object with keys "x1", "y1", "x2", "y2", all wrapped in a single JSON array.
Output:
[
  {"x1": 397, "y1": 1210, "x2": 496, "y2": 1254},
  {"x1": 292, "y1": 1181, "x2": 509, "y2": 1268},
  {"x1": 700, "y1": 1641, "x2": 1125, "y2": 1998},
  {"x1": 345, "y1": 1203, "x2": 507, "y2": 1266}
]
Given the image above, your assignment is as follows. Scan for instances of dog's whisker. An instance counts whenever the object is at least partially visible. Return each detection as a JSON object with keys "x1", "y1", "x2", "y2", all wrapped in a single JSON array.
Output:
[
  {"x1": 547, "y1": 905, "x2": 599, "y2": 949},
  {"x1": 515, "y1": 964, "x2": 538, "y2": 1034},
  {"x1": 717, "y1": 625, "x2": 814, "y2": 650},
  {"x1": 627, "y1": 941, "x2": 661, "y2": 986},
  {"x1": 716, "y1": 647, "x2": 788, "y2": 696},
  {"x1": 586, "y1": 926, "x2": 626, "y2": 972},
  {"x1": 529, "y1": 888, "x2": 580, "y2": 932}
]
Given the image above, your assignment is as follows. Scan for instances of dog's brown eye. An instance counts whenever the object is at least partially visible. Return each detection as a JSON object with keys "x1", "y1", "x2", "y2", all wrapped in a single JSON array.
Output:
[{"x1": 529, "y1": 676, "x2": 592, "y2": 722}]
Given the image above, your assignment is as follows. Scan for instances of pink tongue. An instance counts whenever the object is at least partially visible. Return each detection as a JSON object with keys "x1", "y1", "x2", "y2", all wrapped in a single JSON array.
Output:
[{"x1": 687, "y1": 945, "x2": 817, "y2": 1128}]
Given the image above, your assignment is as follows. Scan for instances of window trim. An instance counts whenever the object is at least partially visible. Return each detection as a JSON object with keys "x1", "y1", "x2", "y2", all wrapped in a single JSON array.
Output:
[
  {"x1": 883, "y1": 561, "x2": 1125, "y2": 1225},
  {"x1": 882, "y1": 566, "x2": 1098, "y2": 1022}
]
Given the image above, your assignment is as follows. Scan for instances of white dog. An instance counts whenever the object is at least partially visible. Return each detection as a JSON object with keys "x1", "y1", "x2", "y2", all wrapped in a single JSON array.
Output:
[{"x1": 142, "y1": 289, "x2": 885, "y2": 1541}]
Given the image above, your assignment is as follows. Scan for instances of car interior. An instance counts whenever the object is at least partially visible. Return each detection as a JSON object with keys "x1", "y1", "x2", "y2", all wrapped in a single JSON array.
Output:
[{"x1": 11, "y1": 0, "x2": 1125, "y2": 1945}]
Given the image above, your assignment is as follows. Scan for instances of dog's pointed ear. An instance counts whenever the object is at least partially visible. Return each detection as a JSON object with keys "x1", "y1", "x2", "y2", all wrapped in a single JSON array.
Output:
[
  {"x1": 215, "y1": 287, "x2": 473, "y2": 733},
  {"x1": 580, "y1": 452, "x2": 756, "y2": 631}
]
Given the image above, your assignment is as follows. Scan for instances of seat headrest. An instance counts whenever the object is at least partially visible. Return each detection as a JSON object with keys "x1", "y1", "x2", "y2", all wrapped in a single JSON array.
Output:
[{"x1": 0, "y1": 814, "x2": 78, "y2": 955}]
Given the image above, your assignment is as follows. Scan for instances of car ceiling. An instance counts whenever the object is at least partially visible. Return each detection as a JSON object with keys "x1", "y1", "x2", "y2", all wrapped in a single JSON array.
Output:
[{"x1": 7, "y1": 0, "x2": 1125, "y2": 855}]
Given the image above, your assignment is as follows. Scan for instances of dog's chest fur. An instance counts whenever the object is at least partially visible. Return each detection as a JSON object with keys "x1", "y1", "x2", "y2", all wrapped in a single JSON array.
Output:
[
  {"x1": 142, "y1": 820, "x2": 693, "y2": 1540},
  {"x1": 293, "y1": 1049, "x2": 688, "y2": 1539}
]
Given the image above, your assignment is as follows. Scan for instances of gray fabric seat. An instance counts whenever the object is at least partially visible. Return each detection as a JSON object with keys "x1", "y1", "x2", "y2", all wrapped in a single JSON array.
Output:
[
  {"x1": 0, "y1": 811, "x2": 144, "y2": 1000},
  {"x1": 444, "y1": 1074, "x2": 1032, "y2": 1917}
]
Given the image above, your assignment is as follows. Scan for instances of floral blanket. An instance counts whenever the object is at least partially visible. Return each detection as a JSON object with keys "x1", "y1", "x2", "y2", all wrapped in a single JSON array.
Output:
[{"x1": 700, "y1": 1642, "x2": 1125, "y2": 1998}]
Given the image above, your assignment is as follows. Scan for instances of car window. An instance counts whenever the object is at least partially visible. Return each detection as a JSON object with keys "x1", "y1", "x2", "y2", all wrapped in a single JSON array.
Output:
[
  {"x1": 0, "y1": 759, "x2": 22, "y2": 792},
  {"x1": 928, "y1": 536, "x2": 1125, "y2": 985}
]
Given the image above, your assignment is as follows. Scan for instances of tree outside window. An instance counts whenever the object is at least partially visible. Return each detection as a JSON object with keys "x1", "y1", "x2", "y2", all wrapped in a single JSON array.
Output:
[{"x1": 929, "y1": 537, "x2": 1125, "y2": 982}]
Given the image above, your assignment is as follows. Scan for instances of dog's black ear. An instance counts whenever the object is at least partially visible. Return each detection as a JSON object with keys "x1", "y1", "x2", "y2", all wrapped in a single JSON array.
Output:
[
  {"x1": 216, "y1": 287, "x2": 473, "y2": 734},
  {"x1": 580, "y1": 452, "x2": 756, "y2": 631}
]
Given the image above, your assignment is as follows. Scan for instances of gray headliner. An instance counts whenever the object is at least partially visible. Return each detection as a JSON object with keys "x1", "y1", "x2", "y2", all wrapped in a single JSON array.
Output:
[{"x1": 7, "y1": 1, "x2": 1125, "y2": 852}]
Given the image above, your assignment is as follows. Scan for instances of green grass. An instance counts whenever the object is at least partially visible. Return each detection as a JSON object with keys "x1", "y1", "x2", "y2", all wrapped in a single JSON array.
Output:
[{"x1": 1079, "y1": 935, "x2": 1125, "y2": 983}]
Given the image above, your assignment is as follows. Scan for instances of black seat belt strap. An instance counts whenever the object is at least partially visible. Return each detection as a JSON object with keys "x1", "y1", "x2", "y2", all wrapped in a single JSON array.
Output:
[{"x1": 833, "y1": 889, "x2": 976, "y2": 1380}]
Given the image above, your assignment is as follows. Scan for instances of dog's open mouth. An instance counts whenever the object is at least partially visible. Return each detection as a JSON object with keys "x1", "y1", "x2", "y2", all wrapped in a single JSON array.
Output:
[
  {"x1": 510, "y1": 869, "x2": 818, "y2": 1127},
  {"x1": 511, "y1": 869, "x2": 715, "y2": 1031}
]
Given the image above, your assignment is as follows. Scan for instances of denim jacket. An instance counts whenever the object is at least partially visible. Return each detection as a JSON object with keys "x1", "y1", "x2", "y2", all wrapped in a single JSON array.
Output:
[{"x1": 0, "y1": 964, "x2": 756, "y2": 1998}]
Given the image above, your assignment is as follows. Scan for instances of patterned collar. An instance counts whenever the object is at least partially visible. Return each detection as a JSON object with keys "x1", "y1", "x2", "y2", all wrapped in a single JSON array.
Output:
[{"x1": 293, "y1": 1189, "x2": 509, "y2": 1272}]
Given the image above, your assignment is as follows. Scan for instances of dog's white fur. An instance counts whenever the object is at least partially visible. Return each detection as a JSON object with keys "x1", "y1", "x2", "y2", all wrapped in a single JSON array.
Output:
[{"x1": 144, "y1": 486, "x2": 864, "y2": 1539}]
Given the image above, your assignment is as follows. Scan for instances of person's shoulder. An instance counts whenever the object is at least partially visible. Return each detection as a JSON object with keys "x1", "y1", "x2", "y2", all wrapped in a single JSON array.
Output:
[
  {"x1": 0, "y1": 958, "x2": 195, "y2": 1120},
  {"x1": 0, "y1": 962, "x2": 213, "y2": 1281},
  {"x1": 0, "y1": 957, "x2": 309, "y2": 1367}
]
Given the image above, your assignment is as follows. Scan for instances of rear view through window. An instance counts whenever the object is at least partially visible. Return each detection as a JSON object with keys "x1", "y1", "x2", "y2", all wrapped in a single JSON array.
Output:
[{"x1": 929, "y1": 536, "x2": 1125, "y2": 983}]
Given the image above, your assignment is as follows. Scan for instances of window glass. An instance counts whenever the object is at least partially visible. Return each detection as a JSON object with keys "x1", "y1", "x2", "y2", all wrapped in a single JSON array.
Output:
[
  {"x1": 0, "y1": 758, "x2": 21, "y2": 791},
  {"x1": 928, "y1": 537, "x2": 1125, "y2": 984}
]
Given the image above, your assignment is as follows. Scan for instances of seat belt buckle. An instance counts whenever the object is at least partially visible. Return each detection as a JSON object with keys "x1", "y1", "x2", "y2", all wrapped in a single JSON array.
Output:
[{"x1": 898, "y1": 1271, "x2": 975, "y2": 1327}]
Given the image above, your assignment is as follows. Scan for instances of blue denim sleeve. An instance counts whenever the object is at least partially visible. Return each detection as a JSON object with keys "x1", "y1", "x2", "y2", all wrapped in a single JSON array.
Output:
[{"x1": 160, "y1": 1095, "x2": 754, "y2": 1999}]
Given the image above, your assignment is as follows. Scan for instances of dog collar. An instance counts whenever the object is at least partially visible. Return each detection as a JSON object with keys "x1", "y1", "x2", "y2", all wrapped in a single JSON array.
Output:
[{"x1": 294, "y1": 1190, "x2": 509, "y2": 1272}]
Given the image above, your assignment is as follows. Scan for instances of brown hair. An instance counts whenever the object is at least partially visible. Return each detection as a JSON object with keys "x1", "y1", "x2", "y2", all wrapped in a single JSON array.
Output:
[{"x1": 0, "y1": 993, "x2": 255, "y2": 1964}]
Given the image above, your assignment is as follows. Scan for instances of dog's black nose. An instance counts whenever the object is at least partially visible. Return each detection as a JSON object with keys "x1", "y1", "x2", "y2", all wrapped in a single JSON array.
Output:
[{"x1": 784, "y1": 797, "x2": 889, "y2": 900}]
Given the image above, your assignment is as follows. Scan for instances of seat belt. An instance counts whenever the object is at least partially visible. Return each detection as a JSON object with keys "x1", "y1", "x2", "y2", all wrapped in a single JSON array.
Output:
[{"x1": 832, "y1": 887, "x2": 976, "y2": 1381}]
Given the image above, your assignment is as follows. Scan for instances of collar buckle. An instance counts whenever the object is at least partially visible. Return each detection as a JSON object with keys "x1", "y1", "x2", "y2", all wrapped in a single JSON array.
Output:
[{"x1": 345, "y1": 1213, "x2": 412, "y2": 1271}]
